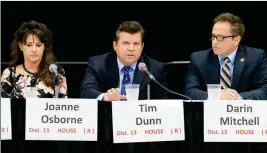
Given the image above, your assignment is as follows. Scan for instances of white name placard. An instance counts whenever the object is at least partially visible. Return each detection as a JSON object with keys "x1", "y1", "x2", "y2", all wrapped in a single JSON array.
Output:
[
  {"x1": 112, "y1": 100, "x2": 185, "y2": 143},
  {"x1": 25, "y1": 98, "x2": 98, "y2": 141},
  {"x1": 1, "y1": 98, "x2": 12, "y2": 140},
  {"x1": 204, "y1": 100, "x2": 267, "y2": 142}
]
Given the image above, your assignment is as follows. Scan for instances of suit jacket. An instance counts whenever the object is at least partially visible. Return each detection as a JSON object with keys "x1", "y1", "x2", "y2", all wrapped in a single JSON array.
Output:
[
  {"x1": 184, "y1": 45, "x2": 267, "y2": 100},
  {"x1": 80, "y1": 52, "x2": 168, "y2": 100}
]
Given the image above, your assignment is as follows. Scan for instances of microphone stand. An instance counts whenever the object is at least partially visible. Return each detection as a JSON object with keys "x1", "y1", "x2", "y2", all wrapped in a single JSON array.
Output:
[
  {"x1": 143, "y1": 72, "x2": 152, "y2": 100},
  {"x1": 147, "y1": 77, "x2": 150, "y2": 100},
  {"x1": 54, "y1": 76, "x2": 61, "y2": 98}
]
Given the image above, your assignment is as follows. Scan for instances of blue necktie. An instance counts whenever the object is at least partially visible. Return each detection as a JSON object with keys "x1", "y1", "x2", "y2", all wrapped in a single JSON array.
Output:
[
  {"x1": 121, "y1": 66, "x2": 133, "y2": 95},
  {"x1": 220, "y1": 57, "x2": 231, "y2": 89}
]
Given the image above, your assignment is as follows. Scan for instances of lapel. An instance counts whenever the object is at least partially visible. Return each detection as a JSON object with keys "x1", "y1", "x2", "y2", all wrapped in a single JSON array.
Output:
[
  {"x1": 106, "y1": 53, "x2": 119, "y2": 88},
  {"x1": 132, "y1": 56, "x2": 146, "y2": 87},
  {"x1": 209, "y1": 51, "x2": 220, "y2": 84},
  {"x1": 232, "y1": 47, "x2": 246, "y2": 89}
]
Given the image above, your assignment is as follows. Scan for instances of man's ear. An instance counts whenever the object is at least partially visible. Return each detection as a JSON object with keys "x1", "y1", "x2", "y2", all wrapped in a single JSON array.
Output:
[
  {"x1": 234, "y1": 36, "x2": 241, "y2": 45},
  {"x1": 113, "y1": 41, "x2": 117, "y2": 52}
]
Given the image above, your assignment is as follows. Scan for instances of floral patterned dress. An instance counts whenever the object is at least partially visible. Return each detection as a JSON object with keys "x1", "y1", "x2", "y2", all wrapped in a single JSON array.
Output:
[{"x1": 1, "y1": 67, "x2": 67, "y2": 98}]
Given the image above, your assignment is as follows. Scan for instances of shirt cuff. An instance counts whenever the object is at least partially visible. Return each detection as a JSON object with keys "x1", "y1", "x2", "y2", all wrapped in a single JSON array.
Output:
[
  {"x1": 97, "y1": 93, "x2": 105, "y2": 101},
  {"x1": 237, "y1": 95, "x2": 243, "y2": 100}
]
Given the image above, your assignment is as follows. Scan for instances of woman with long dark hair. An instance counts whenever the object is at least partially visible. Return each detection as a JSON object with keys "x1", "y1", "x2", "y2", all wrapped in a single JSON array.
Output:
[{"x1": 1, "y1": 20, "x2": 67, "y2": 98}]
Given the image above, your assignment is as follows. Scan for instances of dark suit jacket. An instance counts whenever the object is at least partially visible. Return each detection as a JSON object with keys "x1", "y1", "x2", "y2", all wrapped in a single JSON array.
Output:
[
  {"x1": 184, "y1": 45, "x2": 267, "y2": 100},
  {"x1": 80, "y1": 52, "x2": 168, "y2": 100}
]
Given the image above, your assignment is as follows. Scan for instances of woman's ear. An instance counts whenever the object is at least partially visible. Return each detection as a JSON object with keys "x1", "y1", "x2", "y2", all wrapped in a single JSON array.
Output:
[{"x1": 18, "y1": 42, "x2": 22, "y2": 51}]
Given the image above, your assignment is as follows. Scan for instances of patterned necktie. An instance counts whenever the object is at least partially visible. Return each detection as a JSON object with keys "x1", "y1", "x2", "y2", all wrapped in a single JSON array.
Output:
[
  {"x1": 121, "y1": 66, "x2": 133, "y2": 95},
  {"x1": 220, "y1": 57, "x2": 231, "y2": 89}
]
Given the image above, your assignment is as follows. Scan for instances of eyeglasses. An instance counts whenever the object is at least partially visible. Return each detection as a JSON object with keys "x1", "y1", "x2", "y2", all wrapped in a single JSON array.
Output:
[{"x1": 210, "y1": 35, "x2": 236, "y2": 41}]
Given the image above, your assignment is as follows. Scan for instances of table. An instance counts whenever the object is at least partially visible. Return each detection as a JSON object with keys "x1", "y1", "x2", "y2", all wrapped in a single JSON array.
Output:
[{"x1": 2, "y1": 99, "x2": 266, "y2": 153}]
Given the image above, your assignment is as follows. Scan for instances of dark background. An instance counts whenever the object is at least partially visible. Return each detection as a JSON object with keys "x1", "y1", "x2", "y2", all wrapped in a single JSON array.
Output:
[{"x1": 2, "y1": 1, "x2": 267, "y2": 98}]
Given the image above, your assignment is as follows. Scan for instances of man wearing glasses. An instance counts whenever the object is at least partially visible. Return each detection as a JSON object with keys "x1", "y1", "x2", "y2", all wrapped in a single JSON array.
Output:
[{"x1": 184, "y1": 12, "x2": 267, "y2": 100}]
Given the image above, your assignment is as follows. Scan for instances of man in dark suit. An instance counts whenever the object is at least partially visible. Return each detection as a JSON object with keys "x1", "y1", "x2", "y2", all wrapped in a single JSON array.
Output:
[
  {"x1": 185, "y1": 13, "x2": 267, "y2": 100},
  {"x1": 80, "y1": 21, "x2": 168, "y2": 101}
]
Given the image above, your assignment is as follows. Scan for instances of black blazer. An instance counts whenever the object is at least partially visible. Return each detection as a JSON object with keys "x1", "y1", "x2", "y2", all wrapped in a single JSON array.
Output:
[
  {"x1": 80, "y1": 52, "x2": 168, "y2": 100},
  {"x1": 184, "y1": 45, "x2": 267, "y2": 100}
]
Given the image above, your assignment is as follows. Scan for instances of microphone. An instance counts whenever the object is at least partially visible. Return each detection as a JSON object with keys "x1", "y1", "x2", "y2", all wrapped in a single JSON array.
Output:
[
  {"x1": 49, "y1": 64, "x2": 64, "y2": 98},
  {"x1": 138, "y1": 63, "x2": 156, "y2": 80},
  {"x1": 49, "y1": 64, "x2": 63, "y2": 85},
  {"x1": 49, "y1": 64, "x2": 59, "y2": 77},
  {"x1": 138, "y1": 62, "x2": 192, "y2": 100}
]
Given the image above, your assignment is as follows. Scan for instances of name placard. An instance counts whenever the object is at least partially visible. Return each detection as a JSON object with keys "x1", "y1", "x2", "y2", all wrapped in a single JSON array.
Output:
[
  {"x1": 204, "y1": 100, "x2": 267, "y2": 142},
  {"x1": 112, "y1": 100, "x2": 185, "y2": 143},
  {"x1": 25, "y1": 98, "x2": 98, "y2": 141},
  {"x1": 1, "y1": 98, "x2": 12, "y2": 140}
]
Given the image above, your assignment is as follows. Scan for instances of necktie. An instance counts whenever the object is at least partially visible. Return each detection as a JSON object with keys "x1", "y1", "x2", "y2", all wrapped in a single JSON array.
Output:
[
  {"x1": 220, "y1": 57, "x2": 231, "y2": 89},
  {"x1": 121, "y1": 66, "x2": 133, "y2": 95}
]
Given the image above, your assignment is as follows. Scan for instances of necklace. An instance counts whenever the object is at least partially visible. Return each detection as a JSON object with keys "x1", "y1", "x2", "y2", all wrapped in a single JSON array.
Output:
[
  {"x1": 22, "y1": 63, "x2": 38, "y2": 86},
  {"x1": 22, "y1": 63, "x2": 37, "y2": 76}
]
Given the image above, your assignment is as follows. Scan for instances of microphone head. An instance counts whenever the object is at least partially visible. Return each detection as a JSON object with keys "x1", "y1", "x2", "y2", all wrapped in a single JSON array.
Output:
[
  {"x1": 49, "y1": 64, "x2": 57, "y2": 73},
  {"x1": 138, "y1": 62, "x2": 147, "y2": 71}
]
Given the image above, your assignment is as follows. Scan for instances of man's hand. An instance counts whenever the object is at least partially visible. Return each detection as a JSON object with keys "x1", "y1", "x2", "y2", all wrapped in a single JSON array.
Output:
[
  {"x1": 220, "y1": 88, "x2": 239, "y2": 100},
  {"x1": 103, "y1": 88, "x2": 126, "y2": 102}
]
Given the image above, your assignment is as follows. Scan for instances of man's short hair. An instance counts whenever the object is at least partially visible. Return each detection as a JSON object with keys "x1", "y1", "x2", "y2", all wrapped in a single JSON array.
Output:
[
  {"x1": 114, "y1": 21, "x2": 145, "y2": 42},
  {"x1": 213, "y1": 12, "x2": 245, "y2": 40}
]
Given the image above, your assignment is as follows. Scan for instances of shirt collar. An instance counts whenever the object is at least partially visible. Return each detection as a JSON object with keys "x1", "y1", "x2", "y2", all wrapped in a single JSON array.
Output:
[
  {"x1": 218, "y1": 47, "x2": 238, "y2": 65},
  {"x1": 117, "y1": 57, "x2": 137, "y2": 72}
]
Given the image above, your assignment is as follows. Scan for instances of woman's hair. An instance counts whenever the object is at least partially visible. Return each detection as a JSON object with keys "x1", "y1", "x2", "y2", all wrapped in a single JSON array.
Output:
[{"x1": 10, "y1": 20, "x2": 57, "y2": 87}]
